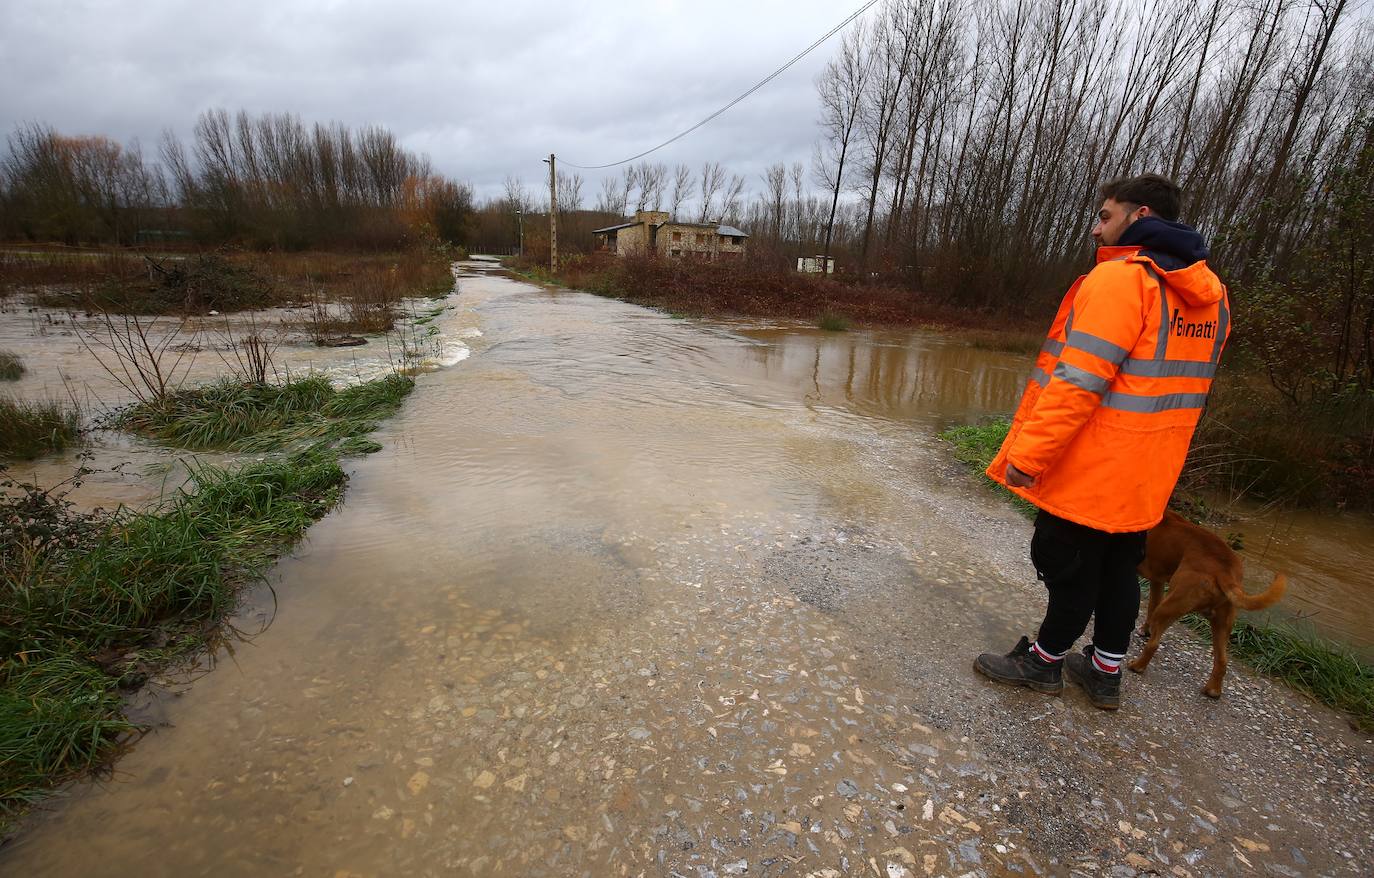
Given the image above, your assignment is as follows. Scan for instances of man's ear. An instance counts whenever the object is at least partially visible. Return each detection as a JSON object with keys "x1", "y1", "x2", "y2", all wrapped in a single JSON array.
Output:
[{"x1": 1136, "y1": 205, "x2": 1153, "y2": 219}]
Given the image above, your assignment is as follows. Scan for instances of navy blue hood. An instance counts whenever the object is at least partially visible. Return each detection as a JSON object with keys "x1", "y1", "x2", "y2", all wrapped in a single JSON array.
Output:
[{"x1": 1117, "y1": 216, "x2": 1209, "y2": 270}]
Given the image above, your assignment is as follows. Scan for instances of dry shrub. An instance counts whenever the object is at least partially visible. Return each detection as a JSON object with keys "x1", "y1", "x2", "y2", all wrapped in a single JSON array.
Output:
[
  {"x1": 1182, "y1": 373, "x2": 1374, "y2": 510},
  {"x1": 1, "y1": 251, "x2": 141, "y2": 302},
  {"x1": 541, "y1": 253, "x2": 1016, "y2": 330},
  {"x1": 6, "y1": 247, "x2": 453, "y2": 318}
]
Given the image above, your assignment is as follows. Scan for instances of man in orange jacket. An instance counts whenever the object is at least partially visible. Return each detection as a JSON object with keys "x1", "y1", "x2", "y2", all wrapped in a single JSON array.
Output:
[{"x1": 974, "y1": 173, "x2": 1230, "y2": 710}]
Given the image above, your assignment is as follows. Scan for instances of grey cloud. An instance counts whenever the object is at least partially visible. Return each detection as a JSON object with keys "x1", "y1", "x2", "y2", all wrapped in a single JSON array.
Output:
[{"x1": 1, "y1": 0, "x2": 850, "y2": 200}]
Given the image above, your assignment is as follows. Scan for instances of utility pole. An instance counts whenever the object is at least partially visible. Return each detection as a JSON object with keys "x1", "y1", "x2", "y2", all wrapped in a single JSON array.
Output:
[{"x1": 543, "y1": 153, "x2": 558, "y2": 273}]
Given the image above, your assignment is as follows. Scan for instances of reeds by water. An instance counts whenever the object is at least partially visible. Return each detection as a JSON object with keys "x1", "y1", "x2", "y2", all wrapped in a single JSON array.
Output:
[
  {"x1": 0, "y1": 396, "x2": 80, "y2": 459},
  {"x1": 0, "y1": 351, "x2": 24, "y2": 381}
]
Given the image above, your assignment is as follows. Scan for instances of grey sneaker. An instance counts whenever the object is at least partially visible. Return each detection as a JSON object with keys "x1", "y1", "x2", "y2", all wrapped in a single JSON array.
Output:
[
  {"x1": 974, "y1": 636, "x2": 1064, "y2": 694},
  {"x1": 1065, "y1": 646, "x2": 1122, "y2": 710}
]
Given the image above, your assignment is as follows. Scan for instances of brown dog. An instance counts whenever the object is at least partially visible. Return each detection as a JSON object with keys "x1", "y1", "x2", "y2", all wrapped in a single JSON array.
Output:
[{"x1": 1129, "y1": 510, "x2": 1286, "y2": 698}]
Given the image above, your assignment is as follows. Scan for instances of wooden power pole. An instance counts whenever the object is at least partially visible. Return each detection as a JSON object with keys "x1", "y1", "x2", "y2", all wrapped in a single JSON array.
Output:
[{"x1": 546, "y1": 153, "x2": 558, "y2": 274}]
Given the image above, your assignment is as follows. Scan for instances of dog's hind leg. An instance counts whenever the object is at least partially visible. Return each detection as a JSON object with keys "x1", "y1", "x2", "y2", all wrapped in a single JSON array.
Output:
[
  {"x1": 1138, "y1": 580, "x2": 1165, "y2": 638},
  {"x1": 1202, "y1": 606, "x2": 1236, "y2": 698},
  {"x1": 1128, "y1": 574, "x2": 1208, "y2": 674}
]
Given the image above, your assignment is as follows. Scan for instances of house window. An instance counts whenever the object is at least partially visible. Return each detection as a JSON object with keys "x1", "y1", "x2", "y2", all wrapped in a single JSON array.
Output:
[
  {"x1": 672, "y1": 231, "x2": 682, "y2": 242},
  {"x1": 671, "y1": 249, "x2": 681, "y2": 257},
  {"x1": 695, "y1": 233, "x2": 705, "y2": 244}
]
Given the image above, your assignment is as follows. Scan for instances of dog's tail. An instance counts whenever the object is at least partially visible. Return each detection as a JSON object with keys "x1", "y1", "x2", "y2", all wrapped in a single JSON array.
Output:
[{"x1": 1223, "y1": 572, "x2": 1287, "y2": 611}]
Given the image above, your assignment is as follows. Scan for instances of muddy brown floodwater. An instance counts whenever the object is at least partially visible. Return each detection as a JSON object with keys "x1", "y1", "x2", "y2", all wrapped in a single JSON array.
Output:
[{"x1": 3, "y1": 260, "x2": 1371, "y2": 876}]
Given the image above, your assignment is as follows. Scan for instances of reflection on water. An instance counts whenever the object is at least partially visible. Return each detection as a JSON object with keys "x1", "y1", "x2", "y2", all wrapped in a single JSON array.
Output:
[
  {"x1": 730, "y1": 325, "x2": 1030, "y2": 430},
  {"x1": 1225, "y1": 507, "x2": 1374, "y2": 657}
]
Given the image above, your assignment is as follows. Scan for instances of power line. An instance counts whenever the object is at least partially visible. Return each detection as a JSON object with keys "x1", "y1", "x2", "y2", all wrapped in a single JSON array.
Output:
[{"x1": 559, "y1": 0, "x2": 880, "y2": 171}]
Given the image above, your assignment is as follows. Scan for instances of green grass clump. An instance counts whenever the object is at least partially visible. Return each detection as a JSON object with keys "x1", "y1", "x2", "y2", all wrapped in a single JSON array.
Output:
[
  {"x1": 817, "y1": 312, "x2": 851, "y2": 332},
  {"x1": 941, "y1": 415, "x2": 1374, "y2": 727},
  {"x1": 939, "y1": 418, "x2": 1035, "y2": 518},
  {"x1": 952, "y1": 328, "x2": 1044, "y2": 355},
  {"x1": 0, "y1": 448, "x2": 346, "y2": 826},
  {"x1": 115, "y1": 373, "x2": 413, "y2": 454},
  {"x1": 0, "y1": 396, "x2": 80, "y2": 460},
  {"x1": 0, "y1": 656, "x2": 135, "y2": 811},
  {"x1": 115, "y1": 376, "x2": 335, "y2": 450},
  {"x1": 335, "y1": 436, "x2": 383, "y2": 456},
  {"x1": 0, "y1": 351, "x2": 24, "y2": 381}
]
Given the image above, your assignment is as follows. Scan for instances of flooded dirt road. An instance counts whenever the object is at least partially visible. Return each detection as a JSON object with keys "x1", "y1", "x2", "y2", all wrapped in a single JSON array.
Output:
[{"x1": 3, "y1": 263, "x2": 1371, "y2": 876}]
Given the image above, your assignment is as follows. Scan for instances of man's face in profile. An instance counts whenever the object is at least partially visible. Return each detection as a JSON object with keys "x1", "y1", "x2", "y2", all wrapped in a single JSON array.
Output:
[{"x1": 1091, "y1": 198, "x2": 1147, "y2": 247}]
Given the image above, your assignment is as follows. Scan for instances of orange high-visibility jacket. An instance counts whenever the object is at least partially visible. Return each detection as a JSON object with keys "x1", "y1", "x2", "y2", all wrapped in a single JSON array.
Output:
[{"x1": 986, "y1": 245, "x2": 1231, "y2": 533}]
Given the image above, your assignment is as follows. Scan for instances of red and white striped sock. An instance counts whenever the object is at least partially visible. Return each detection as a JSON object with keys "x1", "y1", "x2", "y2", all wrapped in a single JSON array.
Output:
[
  {"x1": 1091, "y1": 646, "x2": 1125, "y2": 675},
  {"x1": 1030, "y1": 641, "x2": 1066, "y2": 663}
]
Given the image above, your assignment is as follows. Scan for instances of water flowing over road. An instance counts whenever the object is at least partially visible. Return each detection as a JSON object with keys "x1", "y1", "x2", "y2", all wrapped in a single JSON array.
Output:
[{"x1": 5, "y1": 262, "x2": 1371, "y2": 876}]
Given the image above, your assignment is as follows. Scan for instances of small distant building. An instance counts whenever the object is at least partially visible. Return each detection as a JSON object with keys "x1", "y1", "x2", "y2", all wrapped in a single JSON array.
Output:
[
  {"x1": 593, "y1": 210, "x2": 749, "y2": 260},
  {"x1": 796, "y1": 255, "x2": 835, "y2": 274}
]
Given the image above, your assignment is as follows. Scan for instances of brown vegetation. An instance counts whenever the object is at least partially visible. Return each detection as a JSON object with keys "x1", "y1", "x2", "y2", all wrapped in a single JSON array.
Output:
[
  {"x1": 514, "y1": 253, "x2": 1033, "y2": 333},
  {"x1": 1, "y1": 248, "x2": 453, "y2": 327}
]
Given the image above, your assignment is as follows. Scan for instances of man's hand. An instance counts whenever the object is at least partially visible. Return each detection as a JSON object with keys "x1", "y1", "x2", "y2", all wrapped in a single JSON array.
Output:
[{"x1": 1006, "y1": 463, "x2": 1036, "y2": 488}]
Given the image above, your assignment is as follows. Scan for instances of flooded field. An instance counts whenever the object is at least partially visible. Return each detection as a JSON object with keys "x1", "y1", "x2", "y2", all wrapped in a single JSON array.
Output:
[
  {"x1": 0, "y1": 283, "x2": 472, "y2": 510},
  {"x1": 2, "y1": 260, "x2": 1371, "y2": 876}
]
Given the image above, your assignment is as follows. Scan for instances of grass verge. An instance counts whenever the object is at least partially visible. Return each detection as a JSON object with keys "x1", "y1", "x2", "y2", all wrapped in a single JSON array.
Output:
[
  {"x1": 939, "y1": 416, "x2": 1374, "y2": 728},
  {"x1": 1, "y1": 447, "x2": 346, "y2": 830},
  {"x1": 939, "y1": 419, "x2": 1035, "y2": 519},
  {"x1": 0, "y1": 397, "x2": 81, "y2": 460},
  {"x1": 2, "y1": 370, "x2": 415, "y2": 831}
]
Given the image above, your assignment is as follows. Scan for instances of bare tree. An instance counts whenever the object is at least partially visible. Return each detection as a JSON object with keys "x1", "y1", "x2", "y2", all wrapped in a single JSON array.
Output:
[
  {"x1": 761, "y1": 163, "x2": 788, "y2": 243},
  {"x1": 595, "y1": 175, "x2": 625, "y2": 215},
  {"x1": 502, "y1": 175, "x2": 530, "y2": 213},
  {"x1": 556, "y1": 171, "x2": 584, "y2": 214},
  {"x1": 635, "y1": 161, "x2": 667, "y2": 211},
  {"x1": 722, "y1": 174, "x2": 747, "y2": 225},
  {"x1": 669, "y1": 163, "x2": 693, "y2": 219},
  {"x1": 619, "y1": 165, "x2": 640, "y2": 215},
  {"x1": 814, "y1": 23, "x2": 872, "y2": 266},
  {"x1": 698, "y1": 161, "x2": 726, "y2": 222}
]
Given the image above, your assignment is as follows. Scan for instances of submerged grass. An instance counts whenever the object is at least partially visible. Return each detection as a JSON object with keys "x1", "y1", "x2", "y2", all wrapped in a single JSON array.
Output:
[
  {"x1": 0, "y1": 351, "x2": 24, "y2": 381},
  {"x1": 0, "y1": 448, "x2": 347, "y2": 828},
  {"x1": 939, "y1": 416, "x2": 1374, "y2": 728},
  {"x1": 0, "y1": 397, "x2": 81, "y2": 460},
  {"x1": 114, "y1": 373, "x2": 414, "y2": 453},
  {"x1": 817, "y1": 313, "x2": 851, "y2": 332}
]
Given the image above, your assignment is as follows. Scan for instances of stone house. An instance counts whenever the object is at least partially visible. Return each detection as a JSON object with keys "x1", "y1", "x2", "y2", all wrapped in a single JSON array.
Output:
[{"x1": 593, "y1": 210, "x2": 749, "y2": 260}]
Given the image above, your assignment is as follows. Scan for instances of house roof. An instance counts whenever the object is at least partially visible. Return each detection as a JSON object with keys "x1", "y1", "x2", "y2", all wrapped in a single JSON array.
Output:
[
  {"x1": 591, "y1": 221, "x2": 637, "y2": 234},
  {"x1": 591, "y1": 219, "x2": 751, "y2": 237}
]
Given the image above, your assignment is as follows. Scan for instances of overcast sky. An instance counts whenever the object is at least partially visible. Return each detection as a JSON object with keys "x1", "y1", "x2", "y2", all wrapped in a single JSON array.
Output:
[{"x1": 1, "y1": 0, "x2": 862, "y2": 203}]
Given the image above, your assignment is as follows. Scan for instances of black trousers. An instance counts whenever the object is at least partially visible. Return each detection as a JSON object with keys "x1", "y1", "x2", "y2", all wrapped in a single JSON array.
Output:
[{"x1": 1030, "y1": 510, "x2": 1147, "y2": 657}]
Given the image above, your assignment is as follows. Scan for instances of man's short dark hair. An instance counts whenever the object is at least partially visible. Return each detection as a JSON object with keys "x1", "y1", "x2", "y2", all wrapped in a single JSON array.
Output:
[{"x1": 1099, "y1": 174, "x2": 1182, "y2": 221}]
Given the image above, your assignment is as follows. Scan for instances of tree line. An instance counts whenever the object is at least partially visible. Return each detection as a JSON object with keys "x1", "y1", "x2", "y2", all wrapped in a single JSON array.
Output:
[
  {"x1": 802, "y1": 0, "x2": 1367, "y2": 301},
  {"x1": 0, "y1": 110, "x2": 475, "y2": 250}
]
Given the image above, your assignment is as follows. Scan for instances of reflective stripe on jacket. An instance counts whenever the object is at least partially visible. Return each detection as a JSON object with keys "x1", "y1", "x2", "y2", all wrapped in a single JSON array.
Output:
[{"x1": 985, "y1": 245, "x2": 1231, "y2": 533}]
